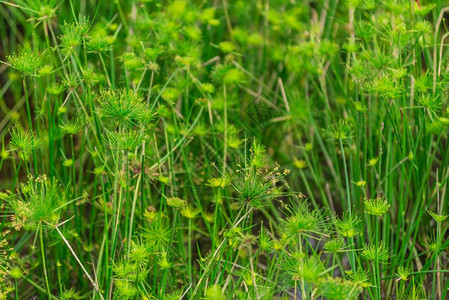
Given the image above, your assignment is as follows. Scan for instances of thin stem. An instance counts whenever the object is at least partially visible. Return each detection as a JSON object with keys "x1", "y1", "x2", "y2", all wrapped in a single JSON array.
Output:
[
  {"x1": 39, "y1": 223, "x2": 51, "y2": 300},
  {"x1": 70, "y1": 135, "x2": 76, "y2": 197},
  {"x1": 339, "y1": 138, "x2": 351, "y2": 215},
  {"x1": 376, "y1": 217, "x2": 381, "y2": 299},
  {"x1": 188, "y1": 218, "x2": 193, "y2": 291},
  {"x1": 15, "y1": 278, "x2": 18, "y2": 300},
  {"x1": 248, "y1": 242, "x2": 259, "y2": 299},
  {"x1": 22, "y1": 78, "x2": 38, "y2": 174},
  {"x1": 340, "y1": 138, "x2": 356, "y2": 271},
  {"x1": 222, "y1": 84, "x2": 227, "y2": 174},
  {"x1": 299, "y1": 233, "x2": 306, "y2": 300}
]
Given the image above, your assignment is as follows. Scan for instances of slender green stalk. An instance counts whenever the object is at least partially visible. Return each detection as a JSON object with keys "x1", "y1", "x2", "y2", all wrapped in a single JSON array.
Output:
[
  {"x1": 22, "y1": 78, "x2": 38, "y2": 174},
  {"x1": 375, "y1": 216, "x2": 381, "y2": 299},
  {"x1": 188, "y1": 218, "x2": 193, "y2": 290},
  {"x1": 339, "y1": 138, "x2": 356, "y2": 272},
  {"x1": 39, "y1": 223, "x2": 51, "y2": 300},
  {"x1": 15, "y1": 278, "x2": 18, "y2": 300}
]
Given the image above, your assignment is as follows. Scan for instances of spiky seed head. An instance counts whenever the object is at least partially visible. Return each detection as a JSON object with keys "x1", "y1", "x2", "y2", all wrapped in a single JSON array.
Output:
[
  {"x1": 205, "y1": 285, "x2": 225, "y2": 300},
  {"x1": 218, "y1": 41, "x2": 235, "y2": 53},
  {"x1": 63, "y1": 159, "x2": 73, "y2": 167},
  {"x1": 281, "y1": 202, "x2": 326, "y2": 238},
  {"x1": 60, "y1": 287, "x2": 80, "y2": 300},
  {"x1": 9, "y1": 267, "x2": 22, "y2": 279},
  {"x1": 180, "y1": 206, "x2": 199, "y2": 219},
  {"x1": 161, "y1": 87, "x2": 180, "y2": 105},
  {"x1": 97, "y1": 89, "x2": 146, "y2": 128},
  {"x1": 141, "y1": 213, "x2": 171, "y2": 250},
  {"x1": 284, "y1": 255, "x2": 326, "y2": 285},
  {"x1": 258, "y1": 227, "x2": 273, "y2": 253},
  {"x1": 346, "y1": 268, "x2": 371, "y2": 288},
  {"x1": 166, "y1": 197, "x2": 187, "y2": 208},
  {"x1": 8, "y1": 176, "x2": 65, "y2": 230},
  {"x1": 293, "y1": 158, "x2": 307, "y2": 169},
  {"x1": 59, "y1": 118, "x2": 85, "y2": 135},
  {"x1": 38, "y1": 65, "x2": 53, "y2": 76},
  {"x1": 396, "y1": 266, "x2": 411, "y2": 281},
  {"x1": 129, "y1": 241, "x2": 151, "y2": 263},
  {"x1": 414, "y1": 20, "x2": 433, "y2": 35},
  {"x1": 47, "y1": 82, "x2": 65, "y2": 95},
  {"x1": 426, "y1": 208, "x2": 448, "y2": 223},
  {"x1": 324, "y1": 119, "x2": 354, "y2": 144},
  {"x1": 7, "y1": 50, "x2": 42, "y2": 76},
  {"x1": 87, "y1": 34, "x2": 112, "y2": 53},
  {"x1": 333, "y1": 212, "x2": 360, "y2": 238},
  {"x1": 324, "y1": 237, "x2": 345, "y2": 253},
  {"x1": 249, "y1": 141, "x2": 267, "y2": 168},
  {"x1": 210, "y1": 63, "x2": 244, "y2": 85},
  {"x1": 206, "y1": 177, "x2": 230, "y2": 188},
  {"x1": 157, "y1": 251, "x2": 171, "y2": 270},
  {"x1": 364, "y1": 197, "x2": 390, "y2": 216},
  {"x1": 116, "y1": 280, "x2": 138, "y2": 298},
  {"x1": 201, "y1": 82, "x2": 215, "y2": 94},
  {"x1": 63, "y1": 74, "x2": 79, "y2": 90},
  {"x1": 360, "y1": 241, "x2": 392, "y2": 262},
  {"x1": 59, "y1": 21, "x2": 87, "y2": 53},
  {"x1": 105, "y1": 130, "x2": 144, "y2": 151},
  {"x1": 9, "y1": 125, "x2": 40, "y2": 152},
  {"x1": 420, "y1": 232, "x2": 443, "y2": 255}
]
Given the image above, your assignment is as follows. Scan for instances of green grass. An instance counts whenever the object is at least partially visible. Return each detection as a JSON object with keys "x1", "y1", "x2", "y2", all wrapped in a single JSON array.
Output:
[{"x1": 0, "y1": 0, "x2": 448, "y2": 299}]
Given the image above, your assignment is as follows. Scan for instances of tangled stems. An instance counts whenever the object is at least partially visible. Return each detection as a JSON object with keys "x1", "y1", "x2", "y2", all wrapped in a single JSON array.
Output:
[
  {"x1": 192, "y1": 205, "x2": 252, "y2": 297},
  {"x1": 107, "y1": 146, "x2": 128, "y2": 298}
]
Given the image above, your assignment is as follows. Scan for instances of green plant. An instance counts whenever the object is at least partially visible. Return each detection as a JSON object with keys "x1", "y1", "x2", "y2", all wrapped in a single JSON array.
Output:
[{"x1": 0, "y1": 0, "x2": 448, "y2": 299}]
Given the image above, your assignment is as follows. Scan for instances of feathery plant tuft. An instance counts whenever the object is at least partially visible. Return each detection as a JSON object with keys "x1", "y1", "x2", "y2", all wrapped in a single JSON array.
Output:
[{"x1": 0, "y1": 0, "x2": 448, "y2": 299}]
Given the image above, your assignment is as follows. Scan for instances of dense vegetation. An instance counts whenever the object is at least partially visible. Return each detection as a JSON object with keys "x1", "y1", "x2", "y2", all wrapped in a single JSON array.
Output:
[{"x1": 0, "y1": 0, "x2": 448, "y2": 299}]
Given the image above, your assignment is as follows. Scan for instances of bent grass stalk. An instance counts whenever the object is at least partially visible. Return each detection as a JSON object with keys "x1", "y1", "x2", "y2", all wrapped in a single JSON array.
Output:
[{"x1": 54, "y1": 219, "x2": 104, "y2": 300}]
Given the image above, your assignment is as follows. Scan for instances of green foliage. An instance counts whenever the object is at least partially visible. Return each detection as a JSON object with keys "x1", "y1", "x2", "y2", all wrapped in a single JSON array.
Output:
[{"x1": 0, "y1": 0, "x2": 448, "y2": 299}]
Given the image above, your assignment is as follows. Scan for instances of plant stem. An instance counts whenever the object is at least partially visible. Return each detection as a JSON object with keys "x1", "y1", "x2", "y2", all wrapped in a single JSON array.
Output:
[
  {"x1": 340, "y1": 138, "x2": 356, "y2": 271},
  {"x1": 15, "y1": 278, "x2": 18, "y2": 300},
  {"x1": 376, "y1": 216, "x2": 381, "y2": 299},
  {"x1": 188, "y1": 218, "x2": 193, "y2": 290},
  {"x1": 23, "y1": 78, "x2": 38, "y2": 174},
  {"x1": 40, "y1": 223, "x2": 51, "y2": 300}
]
